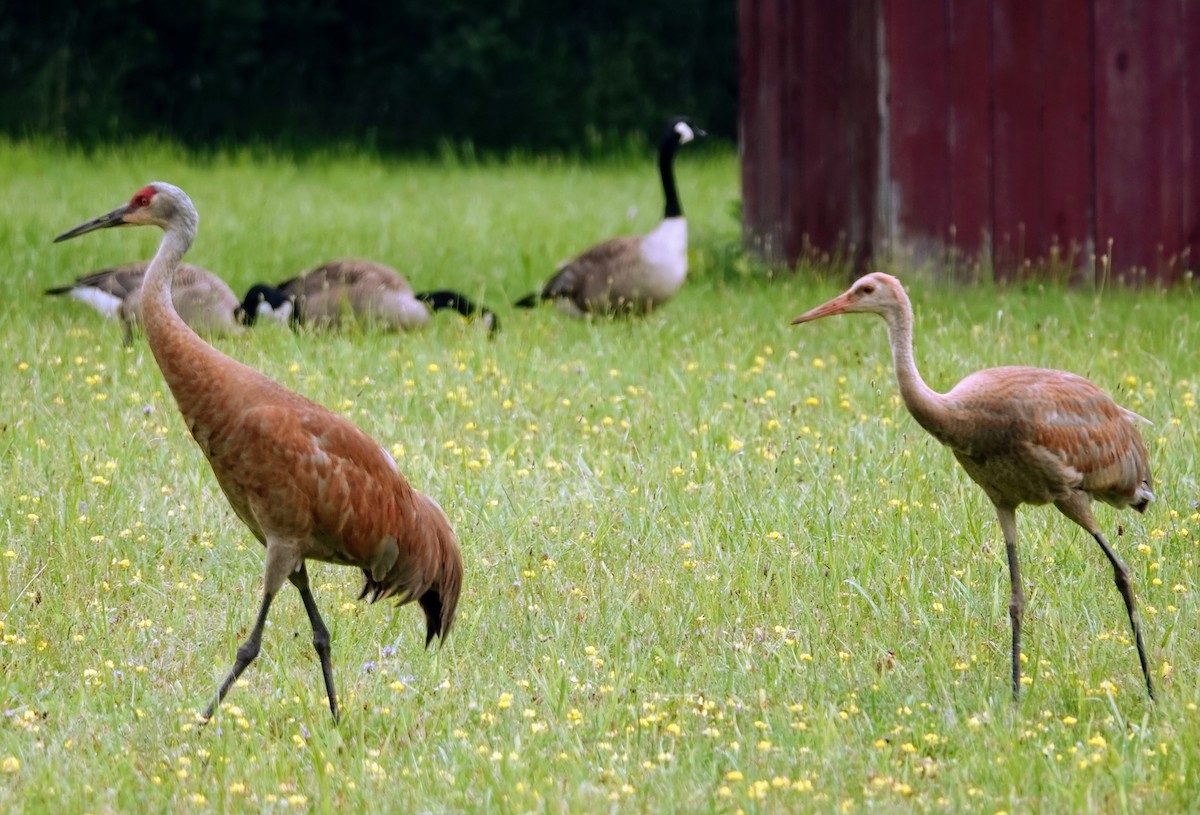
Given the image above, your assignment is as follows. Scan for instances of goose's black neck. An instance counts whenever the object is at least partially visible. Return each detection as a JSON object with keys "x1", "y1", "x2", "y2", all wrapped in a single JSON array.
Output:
[
  {"x1": 238, "y1": 283, "x2": 297, "y2": 327},
  {"x1": 416, "y1": 290, "x2": 500, "y2": 335},
  {"x1": 659, "y1": 138, "x2": 683, "y2": 219}
]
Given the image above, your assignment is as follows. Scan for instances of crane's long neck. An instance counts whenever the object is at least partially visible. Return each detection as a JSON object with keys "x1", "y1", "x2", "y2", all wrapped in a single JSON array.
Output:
[
  {"x1": 882, "y1": 295, "x2": 950, "y2": 439},
  {"x1": 659, "y1": 141, "x2": 683, "y2": 219},
  {"x1": 139, "y1": 212, "x2": 235, "y2": 423},
  {"x1": 140, "y1": 220, "x2": 191, "y2": 337}
]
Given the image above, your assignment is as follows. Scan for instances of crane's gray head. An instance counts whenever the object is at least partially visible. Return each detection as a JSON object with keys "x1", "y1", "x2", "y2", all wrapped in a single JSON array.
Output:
[
  {"x1": 55, "y1": 182, "x2": 198, "y2": 243},
  {"x1": 790, "y1": 272, "x2": 908, "y2": 325}
]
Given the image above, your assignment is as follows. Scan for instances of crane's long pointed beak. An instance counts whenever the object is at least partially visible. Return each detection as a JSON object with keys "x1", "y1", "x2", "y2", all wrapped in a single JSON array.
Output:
[
  {"x1": 54, "y1": 204, "x2": 133, "y2": 243},
  {"x1": 790, "y1": 293, "x2": 852, "y2": 325}
]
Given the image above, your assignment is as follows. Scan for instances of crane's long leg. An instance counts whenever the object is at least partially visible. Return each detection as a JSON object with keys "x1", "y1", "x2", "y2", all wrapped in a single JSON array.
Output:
[
  {"x1": 203, "y1": 587, "x2": 277, "y2": 721},
  {"x1": 202, "y1": 543, "x2": 299, "y2": 722},
  {"x1": 289, "y1": 564, "x2": 339, "y2": 722},
  {"x1": 1091, "y1": 531, "x2": 1154, "y2": 700},
  {"x1": 994, "y1": 504, "x2": 1024, "y2": 699},
  {"x1": 1053, "y1": 493, "x2": 1155, "y2": 700}
]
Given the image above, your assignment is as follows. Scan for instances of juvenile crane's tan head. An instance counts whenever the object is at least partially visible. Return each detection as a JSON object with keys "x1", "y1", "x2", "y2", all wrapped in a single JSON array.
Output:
[
  {"x1": 55, "y1": 182, "x2": 197, "y2": 242},
  {"x1": 790, "y1": 272, "x2": 909, "y2": 326}
]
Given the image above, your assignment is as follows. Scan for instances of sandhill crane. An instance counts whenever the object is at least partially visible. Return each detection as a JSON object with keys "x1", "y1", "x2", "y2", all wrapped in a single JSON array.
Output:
[
  {"x1": 792, "y1": 272, "x2": 1155, "y2": 700},
  {"x1": 55, "y1": 183, "x2": 463, "y2": 722},
  {"x1": 46, "y1": 261, "x2": 244, "y2": 345},
  {"x1": 239, "y1": 259, "x2": 498, "y2": 335},
  {"x1": 514, "y1": 117, "x2": 703, "y2": 316}
]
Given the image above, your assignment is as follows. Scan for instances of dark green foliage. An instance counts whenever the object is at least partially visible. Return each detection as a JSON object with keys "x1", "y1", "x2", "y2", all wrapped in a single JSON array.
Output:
[{"x1": 0, "y1": 0, "x2": 735, "y2": 153}]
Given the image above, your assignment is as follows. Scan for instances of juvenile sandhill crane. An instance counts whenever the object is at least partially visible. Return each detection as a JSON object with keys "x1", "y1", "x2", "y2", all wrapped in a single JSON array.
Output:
[
  {"x1": 513, "y1": 117, "x2": 702, "y2": 316},
  {"x1": 239, "y1": 259, "x2": 498, "y2": 335},
  {"x1": 55, "y1": 183, "x2": 463, "y2": 722},
  {"x1": 46, "y1": 261, "x2": 245, "y2": 345},
  {"x1": 792, "y1": 272, "x2": 1154, "y2": 700}
]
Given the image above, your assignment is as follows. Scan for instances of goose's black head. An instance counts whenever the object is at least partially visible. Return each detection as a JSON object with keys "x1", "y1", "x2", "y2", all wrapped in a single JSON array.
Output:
[
  {"x1": 657, "y1": 117, "x2": 704, "y2": 219},
  {"x1": 660, "y1": 117, "x2": 704, "y2": 152},
  {"x1": 236, "y1": 283, "x2": 295, "y2": 327}
]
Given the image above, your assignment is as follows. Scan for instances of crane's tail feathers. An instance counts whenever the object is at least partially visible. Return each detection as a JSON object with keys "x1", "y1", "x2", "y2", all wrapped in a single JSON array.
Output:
[
  {"x1": 356, "y1": 581, "x2": 457, "y2": 648},
  {"x1": 358, "y1": 574, "x2": 460, "y2": 649},
  {"x1": 1133, "y1": 480, "x2": 1155, "y2": 513},
  {"x1": 357, "y1": 573, "x2": 420, "y2": 606},
  {"x1": 44, "y1": 285, "x2": 74, "y2": 296},
  {"x1": 513, "y1": 293, "x2": 540, "y2": 309},
  {"x1": 416, "y1": 289, "x2": 501, "y2": 335},
  {"x1": 358, "y1": 491, "x2": 461, "y2": 649},
  {"x1": 419, "y1": 589, "x2": 450, "y2": 648},
  {"x1": 1122, "y1": 407, "x2": 1153, "y2": 425},
  {"x1": 358, "y1": 580, "x2": 387, "y2": 604}
]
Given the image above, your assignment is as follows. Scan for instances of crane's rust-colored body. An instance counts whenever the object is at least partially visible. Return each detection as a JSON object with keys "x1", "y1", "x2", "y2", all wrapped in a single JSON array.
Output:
[
  {"x1": 55, "y1": 183, "x2": 463, "y2": 722},
  {"x1": 792, "y1": 272, "x2": 1154, "y2": 700}
]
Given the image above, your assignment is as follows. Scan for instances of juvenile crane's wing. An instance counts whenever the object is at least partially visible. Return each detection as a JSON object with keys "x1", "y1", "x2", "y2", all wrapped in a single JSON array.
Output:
[
  {"x1": 1021, "y1": 372, "x2": 1153, "y2": 508},
  {"x1": 944, "y1": 367, "x2": 1152, "y2": 508}
]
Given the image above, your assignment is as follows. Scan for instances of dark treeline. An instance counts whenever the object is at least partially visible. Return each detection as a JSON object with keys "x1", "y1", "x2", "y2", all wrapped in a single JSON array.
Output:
[{"x1": 0, "y1": 1, "x2": 736, "y2": 154}]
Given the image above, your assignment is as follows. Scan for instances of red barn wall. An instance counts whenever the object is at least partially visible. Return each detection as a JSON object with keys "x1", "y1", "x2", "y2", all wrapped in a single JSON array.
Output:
[{"x1": 739, "y1": 0, "x2": 1200, "y2": 284}]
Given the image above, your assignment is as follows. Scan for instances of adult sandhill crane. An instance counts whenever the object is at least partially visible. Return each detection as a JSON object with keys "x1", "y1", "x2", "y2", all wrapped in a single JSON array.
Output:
[
  {"x1": 55, "y1": 183, "x2": 463, "y2": 722},
  {"x1": 46, "y1": 261, "x2": 245, "y2": 345},
  {"x1": 513, "y1": 117, "x2": 703, "y2": 316},
  {"x1": 239, "y1": 259, "x2": 498, "y2": 335},
  {"x1": 792, "y1": 272, "x2": 1154, "y2": 700}
]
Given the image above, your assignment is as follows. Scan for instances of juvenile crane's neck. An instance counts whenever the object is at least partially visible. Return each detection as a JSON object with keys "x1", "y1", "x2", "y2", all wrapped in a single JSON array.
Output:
[{"x1": 881, "y1": 293, "x2": 950, "y2": 438}]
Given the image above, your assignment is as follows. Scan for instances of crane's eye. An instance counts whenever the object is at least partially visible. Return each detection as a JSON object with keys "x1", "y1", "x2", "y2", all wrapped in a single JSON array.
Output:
[
  {"x1": 860, "y1": 285, "x2": 875, "y2": 295},
  {"x1": 137, "y1": 196, "x2": 150, "y2": 207}
]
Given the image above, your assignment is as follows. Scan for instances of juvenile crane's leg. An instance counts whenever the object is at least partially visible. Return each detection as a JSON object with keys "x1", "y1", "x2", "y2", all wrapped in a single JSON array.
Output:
[
  {"x1": 994, "y1": 504, "x2": 1025, "y2": 699},
  {"x1": 1053, "y1": 494, "x2": 1154, "y2": 700},
  {"x1": 202, "y1": 543, "x2": 299, "y2": 721},
  {"x1": 1092, "y1": 531, "x2": 1154, "y2": 700},
  {"x1": 289, "y1": 564, "x2": 339, "y2": 722}
]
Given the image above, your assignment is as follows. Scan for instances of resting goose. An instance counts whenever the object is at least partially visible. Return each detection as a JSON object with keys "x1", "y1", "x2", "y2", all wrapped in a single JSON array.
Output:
[
  {"x1": 515, "y1": 117, "x2": 702, "y2": 316},
  {"x1": 46, "y1": 261, "x2": 243, "y2": 345},
  {"x1": 239, "y1": 259, "x2": 498, "y2": 334}
]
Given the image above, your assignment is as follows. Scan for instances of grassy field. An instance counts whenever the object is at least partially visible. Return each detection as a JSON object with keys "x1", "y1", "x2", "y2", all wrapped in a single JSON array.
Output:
[{"x1": 0, "y1": 138, "x2": 1198, "y2": 814}]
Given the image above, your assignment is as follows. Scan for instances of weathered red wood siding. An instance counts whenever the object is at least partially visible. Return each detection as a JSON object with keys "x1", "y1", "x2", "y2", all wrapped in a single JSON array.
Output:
[
  {"x1": 740, "y1": 0, "x2": 1199, "y2": 285},
  {"x1": 738, "y1": 0, "x2": 878, "y2": 267},
  {"x1": 946, "y1": 2, "x2": 992, "y2": 270},
  {"x1": 1094, "y1": 0, "x2": 1188, "y2": 282}
]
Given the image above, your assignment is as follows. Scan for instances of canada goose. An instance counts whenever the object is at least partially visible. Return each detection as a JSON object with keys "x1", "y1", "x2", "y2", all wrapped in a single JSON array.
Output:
[
  {"x1": 515, "y1": 117, "x2": 702, "y2": 316},
  {"x1": 45, "y1": 261, "x2": 244, "y2": 345},
  {"x1": 239, "y1": 259, "x2": 498, "y2": 334}
]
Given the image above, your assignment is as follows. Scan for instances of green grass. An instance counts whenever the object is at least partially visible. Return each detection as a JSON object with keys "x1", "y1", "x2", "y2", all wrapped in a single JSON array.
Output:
[{"x1": 1, "y1": 138, "x2": 1198, "y2": 813}]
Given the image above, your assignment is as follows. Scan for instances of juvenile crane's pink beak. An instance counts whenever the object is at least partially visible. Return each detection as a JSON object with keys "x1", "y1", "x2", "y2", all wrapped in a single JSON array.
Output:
[
  {"x1": 54, "y1": 204, "x2": 134, "y2": 243},
  {"x1": 790, "y1": 292, "x2": 853, "y2": 325}
]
